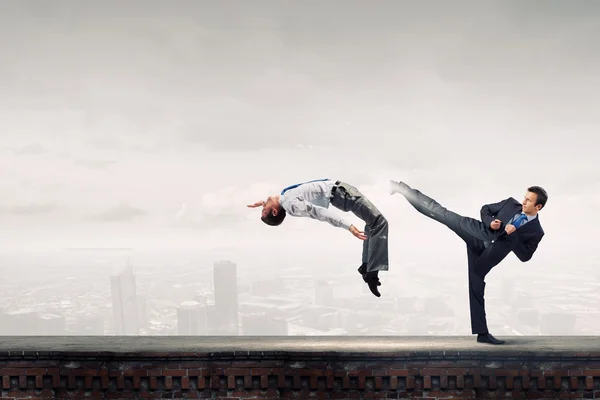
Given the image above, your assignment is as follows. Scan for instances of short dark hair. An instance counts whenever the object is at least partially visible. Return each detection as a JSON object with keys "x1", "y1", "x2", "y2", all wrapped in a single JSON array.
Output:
[
  {"x1": 528, "y1": 186, "x2": 548, "y2": 209},
  {"x1": 261, "y1": 206, "x2": 286, "y2": 226}
]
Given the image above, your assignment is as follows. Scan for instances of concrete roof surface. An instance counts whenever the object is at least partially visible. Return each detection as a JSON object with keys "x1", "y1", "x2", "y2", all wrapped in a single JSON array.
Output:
[{"x1": 0, "y1": 336, "x2": 598, "y2": 356}]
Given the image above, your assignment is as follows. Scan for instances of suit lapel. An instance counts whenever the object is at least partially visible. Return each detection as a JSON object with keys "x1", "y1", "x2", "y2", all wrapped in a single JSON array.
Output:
[
  {"x1": 498, "y1": 211, "x2": 541, "y2": 239},
  {"x1": 519, "y1": 214, "x2": 541, "y2": 233}
]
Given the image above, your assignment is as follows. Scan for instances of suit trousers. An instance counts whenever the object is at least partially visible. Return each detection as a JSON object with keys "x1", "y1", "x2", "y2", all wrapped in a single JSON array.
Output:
[
  {"x1": 395, "y1": 181, "x2": 497, "y2": 334},
  {"x1": 330, "y1": 181, "x2": 389, "y2": 273}
]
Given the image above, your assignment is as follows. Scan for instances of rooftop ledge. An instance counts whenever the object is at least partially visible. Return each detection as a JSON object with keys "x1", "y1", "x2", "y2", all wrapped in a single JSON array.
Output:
[
  {"x1": 2, "y1": 336, "x2": 600, "y2": 398},
  {"x1": 1, "y1": 336, "x2": 599, "y2": 359}
]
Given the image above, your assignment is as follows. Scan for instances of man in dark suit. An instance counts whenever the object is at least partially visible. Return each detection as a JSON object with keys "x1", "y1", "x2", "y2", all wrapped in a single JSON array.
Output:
[{"x1": 390, "y1": 180, "x2": 547, "y2": 345}]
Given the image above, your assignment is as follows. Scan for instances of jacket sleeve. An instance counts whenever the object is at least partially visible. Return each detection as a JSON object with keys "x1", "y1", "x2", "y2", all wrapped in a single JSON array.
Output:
[
  {"x1": 286, "y1": 198, "x2": 352, "y2": 230},
  {"x1": 507, "y1": 230, "x2": 544, "y2": 262},
  {"x1": 480, "y1": 198, "x2": 510, "y2": 228}
]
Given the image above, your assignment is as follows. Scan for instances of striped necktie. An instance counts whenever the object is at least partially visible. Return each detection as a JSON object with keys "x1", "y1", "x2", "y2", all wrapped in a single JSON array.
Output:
[{"x1": 281, "y1": 178, "x2": 330, "y2": 195}]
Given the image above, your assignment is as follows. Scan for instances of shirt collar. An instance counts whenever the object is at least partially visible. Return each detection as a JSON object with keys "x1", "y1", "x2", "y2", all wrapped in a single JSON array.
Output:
[{"x1": 522, "y1": 212, "x2": 537, "y2": 221}]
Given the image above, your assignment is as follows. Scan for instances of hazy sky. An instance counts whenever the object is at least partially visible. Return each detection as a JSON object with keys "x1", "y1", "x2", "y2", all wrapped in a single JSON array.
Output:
[{"x1": 0, "y1": 0, "x2": 599, "y2": 271}]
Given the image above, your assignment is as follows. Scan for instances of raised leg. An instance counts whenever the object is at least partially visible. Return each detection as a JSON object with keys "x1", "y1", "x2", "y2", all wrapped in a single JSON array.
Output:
[{"x1": 390, "y1": 180, "x2": 495, "y2": 245}]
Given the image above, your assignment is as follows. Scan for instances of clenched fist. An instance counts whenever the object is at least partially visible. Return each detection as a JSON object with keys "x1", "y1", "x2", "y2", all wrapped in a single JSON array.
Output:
[
  {"x1": 505, "y1": 224, "x2": 516, "y2": 235},
  {"x1": 490, "y1": 219, "x2": 502, "y2": 230}
]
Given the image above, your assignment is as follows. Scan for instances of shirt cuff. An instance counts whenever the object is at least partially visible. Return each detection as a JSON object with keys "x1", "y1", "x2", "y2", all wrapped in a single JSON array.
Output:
[{"x1": 340, "y1": 220, "x2": 352, "y2": 230}]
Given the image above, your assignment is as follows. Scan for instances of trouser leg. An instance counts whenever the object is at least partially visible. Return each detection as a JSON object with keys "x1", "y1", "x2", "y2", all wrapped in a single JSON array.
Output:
[
  {"x1": 467, "y1": 243, "x2": 492, "y2": 334},
  {"x1": 331, "y1": 182, "x2": 389, "y2": 273},
  {"x1": 392, "y1": 181, "x2": 498, "y2": 333},
  {"x1": 393, "y1": 181, "x2": 495, "y2": 245}
]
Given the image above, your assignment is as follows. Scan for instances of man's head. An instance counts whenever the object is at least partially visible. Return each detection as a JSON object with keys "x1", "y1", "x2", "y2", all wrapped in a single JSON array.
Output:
[
  {"x1": 261, "y1": 195, "x2": 286, "y2": 226},
  {"x1": 522, "y1": 186, "x2": 548, "y2": 215}
]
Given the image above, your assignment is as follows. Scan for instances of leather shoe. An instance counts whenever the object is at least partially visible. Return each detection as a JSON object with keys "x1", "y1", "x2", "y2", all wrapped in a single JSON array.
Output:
[
  {"x1": 357, "y1": 263, "x2": 367, "y2": 282},
  {"x1": 365, "y1": 271, "x2": 381, "y2": 297},
  {"x1": 358, "y1": 264, "x2": 381, "y2": 297},
  {"x1": 477, "y1": 333, "x2": 505, "y2": 345}
]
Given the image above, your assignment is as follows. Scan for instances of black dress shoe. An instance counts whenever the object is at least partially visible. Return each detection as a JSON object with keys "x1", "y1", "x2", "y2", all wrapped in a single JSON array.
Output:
[
  {"x1": 357, "y1": 263, "x2": 367, "y2": 282},
  {"x1": 477, "y1": 333, "x2": 505, "y2": 345},
  {"x1": 365, "y1": 271, "x2": 381, "y2": 297},
  {"x1": 358, "y1": 264, "x2": 381, "y2": 297}
]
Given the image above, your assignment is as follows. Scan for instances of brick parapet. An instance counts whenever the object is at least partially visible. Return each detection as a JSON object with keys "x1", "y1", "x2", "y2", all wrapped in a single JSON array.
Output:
[{"x1": 1, "y1": 336, "x2": 599, "y2": 399}]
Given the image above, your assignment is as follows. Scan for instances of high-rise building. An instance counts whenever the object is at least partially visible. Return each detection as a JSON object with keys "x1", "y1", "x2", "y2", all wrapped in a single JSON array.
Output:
[
  {"x1": 110, "y1": 265, "x2": 139, "y2": 335},
  {"x1": 213, "y1": 260, "x2": 239, "y2": 335},
  {"x1": 137, "y1": 295, "x2": 150, "y2": 331},
  {"x1": 177, "y1": 301, "x2": 207, "y2": 335},
  {"x1": 205, "y1": 303, "x2": 219, "y2": 335}
]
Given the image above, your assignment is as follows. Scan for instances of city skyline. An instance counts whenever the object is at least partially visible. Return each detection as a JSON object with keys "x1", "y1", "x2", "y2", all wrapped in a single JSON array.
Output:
[
  {"x1": 1, "y1": 253, "x2": 598, "y2": 336},
  {"x1": 1, "y1": 0, "x2": 599, "y2": 336}
]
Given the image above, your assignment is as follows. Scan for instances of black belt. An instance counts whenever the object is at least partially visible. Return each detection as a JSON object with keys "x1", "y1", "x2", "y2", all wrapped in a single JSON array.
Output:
[{"x1": 331, "y1": 180, "x2": 342, "y2": 196}]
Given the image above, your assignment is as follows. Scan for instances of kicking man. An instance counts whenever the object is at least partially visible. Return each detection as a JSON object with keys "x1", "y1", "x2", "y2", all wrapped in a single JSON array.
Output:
[{"x1": 390, "y1": 180, "x2": 547, "y2": 344}]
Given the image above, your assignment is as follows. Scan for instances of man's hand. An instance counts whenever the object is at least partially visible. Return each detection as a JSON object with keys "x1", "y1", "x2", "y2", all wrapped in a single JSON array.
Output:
[
  {"x1": 349, "y1": 225, "x2": 367, "y2": 240},
  {"x1": 247, "y1": 200, "x2": 265, "y2": 208},
  {"x1": 505, "y1": 224, "x2": 516, "y2": 235},
  {"x1": 490, "y1": 219, "x2": 502, "y2": 230}
]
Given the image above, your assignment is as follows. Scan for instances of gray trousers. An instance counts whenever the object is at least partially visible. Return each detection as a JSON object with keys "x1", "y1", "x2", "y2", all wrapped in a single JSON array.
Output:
[
  {"x1": 330, "y1": 181, "x2": 389, "y2": 273},
  {"x1": 395, "y1": 181, "x2": 498, "y2": 334}
]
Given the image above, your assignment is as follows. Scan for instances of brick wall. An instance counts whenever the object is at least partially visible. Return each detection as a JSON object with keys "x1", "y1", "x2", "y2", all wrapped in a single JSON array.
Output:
[{"x1": 1, "y1": 337, "x2": 600, "y2": 399}]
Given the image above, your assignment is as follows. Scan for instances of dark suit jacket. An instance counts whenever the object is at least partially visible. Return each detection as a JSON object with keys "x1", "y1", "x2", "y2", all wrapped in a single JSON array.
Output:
[{"x1": 477, "y1": 197, "x2": 545, "y2": 269}]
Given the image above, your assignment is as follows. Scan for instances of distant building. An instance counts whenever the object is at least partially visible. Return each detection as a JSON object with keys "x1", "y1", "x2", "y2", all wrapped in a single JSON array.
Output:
[
  {"x1": 110, "y1": 265, "x2": 139, "y2": 335},
  {"x1": 213, "y1": 260, "x2": 239, "y2": 335},
  {"x1": 137, "y1": 295, "x2": 150, "y2": 331},
  {"x1": 205, "y1": 304, "x2": 219, "y2": 335},
  {"x1": 177, "y1": 301, "x2": 207, "y2": 335},
  {"x1": 0, "y1": 309, "x2": 65, "y2": 335}
]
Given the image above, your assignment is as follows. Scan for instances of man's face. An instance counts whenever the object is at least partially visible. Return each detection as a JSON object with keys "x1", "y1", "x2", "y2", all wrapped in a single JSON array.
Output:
[
  {"x1": 261, "y1": 196, "x2": 279, "y2": 218},
  {"x1": 522, "y1": 191, "x2": 541, "y2": 215}
]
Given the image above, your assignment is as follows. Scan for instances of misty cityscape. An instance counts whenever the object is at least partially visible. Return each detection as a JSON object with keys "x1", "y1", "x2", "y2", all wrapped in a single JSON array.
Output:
[
  {"x1": 1, "y1": 1, "x2": 600, "y2": 339},
  {"x1": 1, "y1": 247, "x2": 599, "y2": 337}
]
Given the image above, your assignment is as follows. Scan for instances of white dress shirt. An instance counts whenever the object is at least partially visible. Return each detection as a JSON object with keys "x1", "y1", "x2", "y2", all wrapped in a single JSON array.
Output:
[{"x1": 279, "y1": 180, "x2": 352, "y2": 230}]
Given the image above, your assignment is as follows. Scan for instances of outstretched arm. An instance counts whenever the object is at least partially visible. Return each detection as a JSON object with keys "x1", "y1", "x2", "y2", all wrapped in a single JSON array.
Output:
[
  {"x1": 507, "y1": 230, "x2": 543, "y2": 262},
  {"x1": 480, "y1": 197, "x2": 510, "y2": 228}
]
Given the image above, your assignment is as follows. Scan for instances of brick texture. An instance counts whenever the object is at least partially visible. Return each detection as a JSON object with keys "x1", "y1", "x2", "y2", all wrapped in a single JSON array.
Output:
[{"x1": 1, "y1": 349, "x2": 600, "y2": 399}]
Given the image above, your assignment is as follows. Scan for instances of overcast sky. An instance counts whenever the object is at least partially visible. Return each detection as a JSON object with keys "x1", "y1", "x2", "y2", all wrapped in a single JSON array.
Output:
[{"x1": 0, "y1": 0, "x2": 598, "y2": 272}]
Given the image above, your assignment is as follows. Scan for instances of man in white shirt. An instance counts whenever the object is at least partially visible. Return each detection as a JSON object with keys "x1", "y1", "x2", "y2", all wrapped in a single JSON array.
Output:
[{"x1": 247, "y1": 178, "x2": 389, "y2": 297}]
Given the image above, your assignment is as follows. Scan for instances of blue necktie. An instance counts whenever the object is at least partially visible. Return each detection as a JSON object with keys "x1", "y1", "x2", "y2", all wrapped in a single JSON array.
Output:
[
  {"x1": 512, "y1": 213, "x2": 528, "y2": 229},
  {"x1": 281, "y1": 178, "x2": 330, "y2": 195}
]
